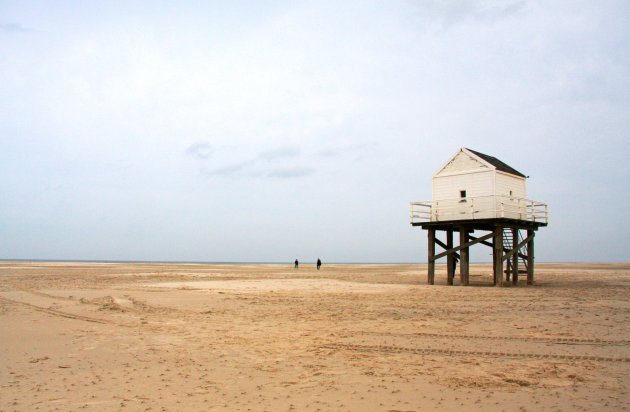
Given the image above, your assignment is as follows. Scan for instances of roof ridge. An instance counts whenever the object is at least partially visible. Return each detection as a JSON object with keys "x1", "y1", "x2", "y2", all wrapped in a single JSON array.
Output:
[{"x1": 464, "y1": 148, "x2": 526, "y2": 178}]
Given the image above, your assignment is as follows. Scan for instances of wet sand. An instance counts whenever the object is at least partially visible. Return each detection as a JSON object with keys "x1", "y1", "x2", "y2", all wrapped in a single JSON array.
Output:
[{"x1": 1, "y1": 262, "x2": 629, "y2": 411}]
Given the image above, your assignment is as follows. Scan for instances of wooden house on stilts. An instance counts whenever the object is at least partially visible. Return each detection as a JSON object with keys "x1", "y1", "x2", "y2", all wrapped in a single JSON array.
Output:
[{"x1": 410, "y1": 148, "x2": 548, "y2": 286}]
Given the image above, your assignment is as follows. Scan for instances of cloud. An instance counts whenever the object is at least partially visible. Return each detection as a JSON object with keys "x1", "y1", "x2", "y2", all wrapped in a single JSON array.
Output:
[
  {"x1": 0, "y1": 22, "x2": 32, "y2": 33},
  {"x1": 267, "y1": 167, "x2": 315, "y2": 178},
  {"x1": 205, "y1": 161, "x2": 253, "y2": 176},
  {"x1": 411, "y1": 0, "x2": 526, "y2": 30},
  {"x1": 46, "y1": 184, "x2": 64, "y2": 191},
  {"x1": 316, "y1": 142, "x2": 373, "y2": 160},
  {"x1": 205, "y1": 160, "x2": 315, "y2": 179},
  {"x1": 259, "y1": 147, "x2": 301, "y2": 161},
  {"x1": 317, "y1": 148, "x2": 336, "y2": 157},
  {"x1": 185, "y1": 142, "x2": 212, "y2": 159}
]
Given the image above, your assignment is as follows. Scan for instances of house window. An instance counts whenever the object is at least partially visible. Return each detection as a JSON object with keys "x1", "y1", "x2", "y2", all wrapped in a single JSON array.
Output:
[{"x1": 459, "y1": 190, "x2": 466, "y2": 202}]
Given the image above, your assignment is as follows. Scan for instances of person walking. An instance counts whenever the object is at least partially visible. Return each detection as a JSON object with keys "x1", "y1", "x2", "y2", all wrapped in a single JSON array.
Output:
[
  {"x1": 294, "y1": 259, "x2": 299, "y2": 269},
  {"x1": 316, "y1": 258, "x2": 321, "y2": 270}
]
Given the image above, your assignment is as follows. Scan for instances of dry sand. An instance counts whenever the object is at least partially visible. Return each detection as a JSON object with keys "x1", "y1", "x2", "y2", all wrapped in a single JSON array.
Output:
[{"x1": 1, "y1": 261, "x2": 629, "y2": 411}]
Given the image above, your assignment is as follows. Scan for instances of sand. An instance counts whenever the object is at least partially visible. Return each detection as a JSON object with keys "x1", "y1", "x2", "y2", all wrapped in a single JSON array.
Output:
[{"x1": 1, "y1": 261, "x2": 629, "y2": 411}]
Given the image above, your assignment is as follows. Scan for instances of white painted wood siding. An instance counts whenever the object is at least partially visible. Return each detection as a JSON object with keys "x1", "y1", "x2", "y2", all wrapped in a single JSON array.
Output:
[
  {"x1": 426, "y1": 148, "x2": 531, "y2": 221},
  {"x1": 495, "y1": 171, "x2": 526, "y2": 198},
  {"x1": 432, "y1": 170, "x2": 495, "y2": 220},
  {"x1": 494, "y1": 171, "x2": 527, "y2": 219},
  {"x1": 432, "y1": 170, "x2": 494, "y2": 201},
  {"x1": 435, "y1": 150, "x2": 489, "y2": 176}
]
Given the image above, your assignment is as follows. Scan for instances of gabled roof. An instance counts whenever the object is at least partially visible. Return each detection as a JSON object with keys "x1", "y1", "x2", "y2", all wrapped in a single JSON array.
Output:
[{"x1": 465, "y1": 148, "x2": 526, "y2": 178}]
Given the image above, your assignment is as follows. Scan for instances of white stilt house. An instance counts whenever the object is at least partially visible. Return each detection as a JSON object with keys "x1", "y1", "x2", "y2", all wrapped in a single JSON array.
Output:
[{"x1": 410, "y1": 148, "x2": 548, "y2": 287}]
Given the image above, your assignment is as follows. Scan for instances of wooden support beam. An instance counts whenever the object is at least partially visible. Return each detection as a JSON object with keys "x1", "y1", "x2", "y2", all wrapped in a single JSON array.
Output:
[
  {"x1": 435, "y1": 238, "x2": 460, "y2": 260},
  {"x1": 493, "y1": 237, "x2": 500, "y2": 284},
  {"x1": 502, "y1": 233, "x2": 534, "y2": 262},
  {"x1": 468, "y1": 234, "x2": 493, "y2": 249},
  {"x1": 431, "y1": 232, "x2": 494, "y2": 262},
  {"x1": 527, "y1": 229, "x2": 535, "y2": 285},
  {"x1": 459, "y1": 228, "x2": 469, "y2": 286},
  {"x1": 446, "y1": 230, "x2": 454, "y2": 285},
  {"x1": 506, "y1": 234, "x2": 511, "y2": 283},
  {"x1": 468, "y1": 234, "x2": 528, "y2": 260},
  {"x1": 493, "y1": 227, "x2": 504, "y2": 287},
  {"x1": 428, "y1": 229, "x2": 435, "y2": 285},
  {"x1": 512, "y1": 228, "x2": 519, "y2": 286}
]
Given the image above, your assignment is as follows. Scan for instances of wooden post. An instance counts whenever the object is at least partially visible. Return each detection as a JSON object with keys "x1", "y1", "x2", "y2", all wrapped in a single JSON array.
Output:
[
  {"x1": 505, "y1": 228, "x2": 511, "y2": 283},
  {"x1": 428, "y1": 229, "x2": 435, "y2": 285},
  {"x1": 527, "y1": 229, "x2": 534, "y2": 285},
  {"x1": 494, "y1": 227, "x2": 503, "y2": 287},
  {"x1": 506, "y1": 249, "x2": 511, "y2": 283},
  {"x1": 459, "y1": 228, "x2": 469, "y2": 286},
  {"x1": 512, "y1": 228, "x2": 519, "y2": 285},
  {"x1": 446, "y1": 229, "x2": 454, "y2": 285},
  {"x1": 492, "y1": 233, "x2": 498, "y2": 285}
]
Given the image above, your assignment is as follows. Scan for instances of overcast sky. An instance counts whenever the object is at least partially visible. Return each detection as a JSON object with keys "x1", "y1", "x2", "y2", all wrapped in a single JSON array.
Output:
[{"x1": 1, "y1": 1, "x2": 629, "y2": 263}]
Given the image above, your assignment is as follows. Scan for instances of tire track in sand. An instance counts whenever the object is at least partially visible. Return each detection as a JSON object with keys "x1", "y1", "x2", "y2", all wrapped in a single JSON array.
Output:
[
  {"x1": 321, "y1": 343, "x2": 630, "y2": 363},
  {"x1": 0, "y1": 295, "x2": 128, "y2": 326},
  {"x1": 358, "y1": 330, "x2": 630, "y2": 346}
]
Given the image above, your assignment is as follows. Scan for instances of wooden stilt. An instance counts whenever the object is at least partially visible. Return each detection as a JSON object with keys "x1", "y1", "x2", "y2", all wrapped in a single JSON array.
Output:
[
  {"x1": 505, "y1": 229, "x2": 511, "y2": 283},
  {"x1": 435, "y1": 238, "x2": 460, "y2": 260},
  {"x1": 459, "y1": 228, "x2": 469, "y2": 286},
  {"x1": 492, "y1": 235, "x2": 498, "y2": 285},
  {"x1": 527, "y1": 229, "x2": 535, "y2": 285},
  {"x1": 428, "y1": 229, "x2": 435, "y2": 285},
  {"x1": 417, "y1": 218, "x2": 543, "y2": 287},
  {"x1": 432, "y1": 232, "x2": 494, "y2": 261},
  {"x1": 506, "y1": 253, "x2": 511, "y2": 283},
  {"x1": 446, "y1": 229, "x2": 454, "y2": 285},
  {"x1": 512, "y1": 228, "x2": 519, "y2": 285},
  {"x1": 494, "y1": 227, "x2": 504, "y2": 287},
  {"x1": 469, "y1": 234, "x2": 528, "y2": 261}
]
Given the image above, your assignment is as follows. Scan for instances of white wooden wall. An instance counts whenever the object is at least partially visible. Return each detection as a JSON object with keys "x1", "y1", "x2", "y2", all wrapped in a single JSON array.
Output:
[
  {"x1": 430, "y1": 150, "x2": 529, "y2": 221},
  {"x1": 432, "y1": 170, "x2": 494, "y2": 201},
  {"x1": 495, "y1": 171, "x2": 526, "y2": 198},
  {"x1": 432, "y1": 171, "x2": 494, "y2": 220},
  {"x1": 410, "y1": 148, "x2": 540, "y2": 223},
  {"x1": 435, "y1": 150, "x2": 488, "y2": 176}
]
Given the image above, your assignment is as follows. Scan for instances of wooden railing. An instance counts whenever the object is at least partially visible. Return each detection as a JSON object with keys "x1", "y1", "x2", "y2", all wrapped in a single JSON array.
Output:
[{"x1": 410, "y1": 195, "x2": 548, "y2": 224}]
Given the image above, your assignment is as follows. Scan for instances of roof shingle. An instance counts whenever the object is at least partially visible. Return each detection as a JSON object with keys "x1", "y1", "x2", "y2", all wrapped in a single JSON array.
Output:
[{"x1": 465, "y1": 148, "x2": 526, "y2": 178}]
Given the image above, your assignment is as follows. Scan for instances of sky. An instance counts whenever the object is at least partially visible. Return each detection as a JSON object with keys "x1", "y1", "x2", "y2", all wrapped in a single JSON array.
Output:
[{"x1": 1, "y1": 0, "x2": 629, "y2": 263}]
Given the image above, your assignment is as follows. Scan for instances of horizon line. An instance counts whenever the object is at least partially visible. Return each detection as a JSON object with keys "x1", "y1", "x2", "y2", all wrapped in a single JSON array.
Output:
[{"x1": 1, "y1": 258, "x2": 628, "y2": 265}]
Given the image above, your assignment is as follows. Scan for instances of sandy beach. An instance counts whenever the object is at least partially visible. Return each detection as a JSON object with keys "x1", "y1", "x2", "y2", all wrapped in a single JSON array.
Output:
[{"x1": 1, "y1": 261, "x2": 629, "y2": 411}]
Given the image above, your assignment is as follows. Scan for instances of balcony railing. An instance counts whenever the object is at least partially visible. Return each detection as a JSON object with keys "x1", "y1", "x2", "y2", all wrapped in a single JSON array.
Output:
[{"x1": 410, "y1": 195, "x2": 548, "y2": 224}]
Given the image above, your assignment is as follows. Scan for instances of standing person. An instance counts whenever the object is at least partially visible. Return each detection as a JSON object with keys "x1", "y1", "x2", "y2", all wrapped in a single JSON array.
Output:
[
  {"x1": 294, "y1": 259, "x2": 299, "y2": 269},
  {"x1": 316, "y1": 258, "x2": 321, "y2": 270}
]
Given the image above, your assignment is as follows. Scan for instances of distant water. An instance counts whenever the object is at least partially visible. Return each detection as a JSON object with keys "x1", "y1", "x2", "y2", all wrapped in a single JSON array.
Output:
[{"x1": 0, "y1": 259, "x2": 417, "y2": 265}]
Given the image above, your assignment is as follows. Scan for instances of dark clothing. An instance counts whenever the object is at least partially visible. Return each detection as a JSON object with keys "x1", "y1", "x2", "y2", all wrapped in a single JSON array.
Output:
[
  {"x1": 316, "y1": 259, "x2": 321, "y2": 270},
  {"x1": 294, "y1": 259, "x2": 299, "y2": 269}
]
